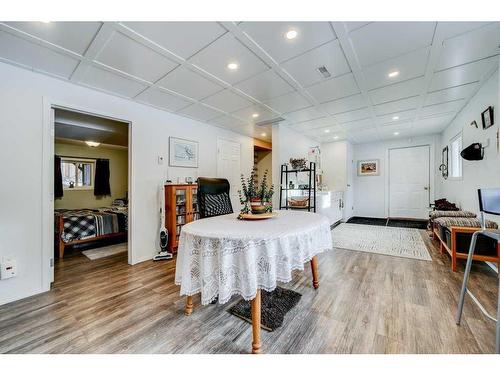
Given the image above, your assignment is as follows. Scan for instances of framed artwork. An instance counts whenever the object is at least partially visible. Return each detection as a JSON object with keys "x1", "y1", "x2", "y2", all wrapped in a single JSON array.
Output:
[
  {"x1": 439, "y1": 146, "x2": 449, "y2": 179},
  {"x1": 169, "y1": 137, "x2": 199, "y2": 168},
  {"x1": 481, "y1": 106, "x2": 494, "y2": 129},
  {"x1": 357, "y1": 159, "x2": 379, "y2": 176}
]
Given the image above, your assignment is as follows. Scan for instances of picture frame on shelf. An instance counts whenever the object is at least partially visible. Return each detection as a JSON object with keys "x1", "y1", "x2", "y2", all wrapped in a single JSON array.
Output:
[
  {"x1": 481, "y1": 106, "x2": 494, "y2": 129},
  {"x1": 169, "y1": 137, "x2": 198, "y2": 168},
  {"x1": 357, "y1": 159, "x2": 380, "y2": 176}
]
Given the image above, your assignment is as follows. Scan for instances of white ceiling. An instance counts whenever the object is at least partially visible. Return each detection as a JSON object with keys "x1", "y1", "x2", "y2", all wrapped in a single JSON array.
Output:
[{"x1": 0, "y1": 21, "x2": 498, "y2": 143}]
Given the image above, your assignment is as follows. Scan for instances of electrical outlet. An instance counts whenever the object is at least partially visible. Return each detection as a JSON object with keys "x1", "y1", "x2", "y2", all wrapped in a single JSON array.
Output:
[{"x1": 0, "y1": 258, "x2": 17, "y2": 280}]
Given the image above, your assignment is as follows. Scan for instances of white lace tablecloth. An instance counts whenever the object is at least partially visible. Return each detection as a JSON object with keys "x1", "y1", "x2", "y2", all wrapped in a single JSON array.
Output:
[{"x1": 174, "y1": 210, "x2": 332, "y2": 305}]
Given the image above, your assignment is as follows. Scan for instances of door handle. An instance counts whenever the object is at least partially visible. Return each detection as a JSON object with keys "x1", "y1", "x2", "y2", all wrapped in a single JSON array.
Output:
[{"x1": 424, "y1": 187, "x2": 429, "y2": 191}]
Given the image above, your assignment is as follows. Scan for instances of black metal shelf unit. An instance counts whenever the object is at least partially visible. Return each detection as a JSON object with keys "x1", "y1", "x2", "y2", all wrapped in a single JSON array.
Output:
[{"x1": 279, "y1": 162, "x2": 316, "y2": 212}]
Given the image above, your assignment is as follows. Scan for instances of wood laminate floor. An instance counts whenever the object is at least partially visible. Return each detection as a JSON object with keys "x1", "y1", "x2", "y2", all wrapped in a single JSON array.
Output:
[{"x1": 0, "y1": 232, "x2": 498, "y2": 354}]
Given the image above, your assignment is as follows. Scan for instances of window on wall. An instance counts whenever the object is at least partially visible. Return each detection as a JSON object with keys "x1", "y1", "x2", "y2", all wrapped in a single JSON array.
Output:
[
  {"x1": 449, "y1": 133, "x2": 463, "y2": 179},
  {"x1": 61, "y1": 157, "x2": 95, "y2": 190}
]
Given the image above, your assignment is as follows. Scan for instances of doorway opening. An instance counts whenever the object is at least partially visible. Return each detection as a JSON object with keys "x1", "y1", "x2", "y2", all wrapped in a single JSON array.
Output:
[
  {"x1": 52, "y1": 107, "x2": 130, "y2": 282},
  {"x1": 253, "y1": 138, "x2": 272, "y2": 199}
]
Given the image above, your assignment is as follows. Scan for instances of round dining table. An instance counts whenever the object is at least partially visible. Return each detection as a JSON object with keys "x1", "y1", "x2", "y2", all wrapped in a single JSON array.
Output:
[{"x1": 174, "y1": 210, "x2": 332, "y2": 354}]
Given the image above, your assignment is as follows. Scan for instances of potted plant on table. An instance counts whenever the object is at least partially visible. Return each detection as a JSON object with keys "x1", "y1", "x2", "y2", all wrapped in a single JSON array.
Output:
[{"x1": 238, "y1": 167, "x2": 274, "y2": 215}]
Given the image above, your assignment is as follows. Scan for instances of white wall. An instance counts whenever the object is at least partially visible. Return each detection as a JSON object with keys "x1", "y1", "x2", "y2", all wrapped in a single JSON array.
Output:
[
  {"x1": 271, "y1": 124, "x2": 319, "y2": 208},
  {"x1": 438, "y1": 68, "x2": 500, "y2": 226},
  {"x1": 0, "y1": 62, "x2": 253, "y2": 305},
  {"x1": 352, "y1": 135, "x2": 440, "y2": 218}
]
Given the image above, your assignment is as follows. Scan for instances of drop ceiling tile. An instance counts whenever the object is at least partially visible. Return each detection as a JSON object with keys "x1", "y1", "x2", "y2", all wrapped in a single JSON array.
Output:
[
  {"x1": 189, "y1": 33, "x2": 268, "y2": 84},
  {"x1": 0, "y1": 30, "x2": 79, "y2": 79},
  {"x1": 96, "y1": 31, "x2": 178, "y2": 82},
  {"x1": 362, "y1": 47, "x2": 429, "y2": 90},
  {"x1": 202, "y1": 89, "x2": 252, "y2": 112},
  {"x1": 436, "y1": 23, "x2": 500, "y2": 70},
  {"x1": 122, "y1": 22, "x2": 226, "y2": 59},
  {"x1": 424, "y1": 82, "x2": 479, "y2": 106},
  {"x1": 136, "y1": 87, "x2": 192, "y2": 111},
  {"x1": 263, "y1": 91, "x2": 311, "y2": 113},
  {"x1": 429, "y1": 56, "x2": 498, "y2": 91},
  {"x1": 343, "y1": 118, "x2": 375, "y2": 132},
  {"x1": 349, "y1": 22, "x2": 435, "y2": 67},
  {"x1": 231, "y1": 105, "x2": 277, "y2": 123},
  {"x1": 293, "y1": 117, "x2": 336, "y2": 130},
  {"x1": 234, "y1": 69, "x2": 294, "y2": 101},
  {"x1": 377, "y1": 109, "x2": 416, "y2": 125},
  {"x1": 177, "y1": 103, "x2": 223, "y2": 122},
  {"x1": 413, "y1": 113, "x2": 455, "y2": 132},
  {"x1": 156, "y1": 66, "x2": 223, "y2": 100},
  {"x1": 4, "y1": 21, "x2": 102, "y2": 55},
  {"x1": 239, "y1": 22, "x2": 336, "y2": 63},
  {"x1": 349, "y1": 128, "x2": 380, "y2": 143},
  {"x1": 281, "y1": 39, "x2": 351, "y2": 86},
  {"x1": 335, "y1": 107, "x2": 371, "y2": 124},
  {"x1": 209, "y1": 115, "x2": 247, "y2": 129},
  {"x1": 344, "y1": 22, "x2": 371, "y2": 33},
  {"x1": 373, "y1": 96, "x2": 420, "y2": 116},
  {"x1": 435, "y1": 22, "x2": 492, "y2": 41},
  {"x1": 283, "y1": 107, "x2": 325, "y2": 124},
  {"x1": 318, "y1": 93, "x2": 368, "y2": 115},
  {"x1": 79, "y1": 66, "x2": 148, "y2": 98},
  {"x1": 369, "y1": 77, "x2": 424, "y2": 105},
  {"x1": 307, "y1": 73, "x2": 360, "y2": 103},
  {"x1": 420, "y1": 99, "x2": 465, "y2": 117}
]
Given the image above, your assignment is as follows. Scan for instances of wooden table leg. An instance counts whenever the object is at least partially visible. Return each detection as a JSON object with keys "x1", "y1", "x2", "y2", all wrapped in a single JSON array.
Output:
[
  {"x1": 251, "y1": 289, "x2": 261, "y2": 354},
  {"x1": 185, "y1": 295, "x2": 193, "y2": 316},
  {"x1": 310, "y1": 256, "x2": 319, "y2": 289}
]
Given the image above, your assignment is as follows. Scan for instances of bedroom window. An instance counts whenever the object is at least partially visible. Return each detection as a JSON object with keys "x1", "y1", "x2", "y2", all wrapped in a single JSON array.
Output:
[
  {"x1": 61, "y1": 157, "x2": 95, "y2": 190},
  {"x1": 449, "y1": 133, "x2": 463, "y2": 179}
]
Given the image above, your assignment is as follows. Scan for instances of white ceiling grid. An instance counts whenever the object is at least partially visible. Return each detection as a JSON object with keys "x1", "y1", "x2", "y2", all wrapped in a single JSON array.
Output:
[{"x1": 0, "y1": 21, "x2": 498, "y2": 143}]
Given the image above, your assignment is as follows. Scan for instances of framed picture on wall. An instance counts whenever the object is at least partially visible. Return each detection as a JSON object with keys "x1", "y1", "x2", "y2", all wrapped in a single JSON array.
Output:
[
  {"x1": 481, "y1": 106, "x2": 494, "y2": 129},
  {"x1": 357, "y1": 159, "x2": 380, "y2": 176},
  {"x1": 169, "y1": 137, "x2": 199, "y2": 168}
]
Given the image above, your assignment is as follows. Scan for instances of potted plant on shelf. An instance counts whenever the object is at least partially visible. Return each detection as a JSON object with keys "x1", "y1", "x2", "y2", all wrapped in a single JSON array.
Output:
[{"x1": 238, "y1": 167, "x2": 274, "y2": 215}]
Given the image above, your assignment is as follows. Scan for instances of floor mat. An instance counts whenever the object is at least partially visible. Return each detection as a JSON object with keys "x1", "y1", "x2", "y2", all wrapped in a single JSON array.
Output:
[
  {"x1": 347, "y1": 216, "x2": 427, "y2": 230},
  {"x1": 228, "y1": 286, "x2": 302, "y2": 332}
]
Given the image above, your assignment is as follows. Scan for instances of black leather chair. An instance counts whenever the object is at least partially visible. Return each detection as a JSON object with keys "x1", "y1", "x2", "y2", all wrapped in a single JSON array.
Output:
[
  {"x1": 197, "y1": 177, "x2": 233, "y2": 219},
  {"x1": 456, "y1": 188, "x2": 500, "y2": 353}
]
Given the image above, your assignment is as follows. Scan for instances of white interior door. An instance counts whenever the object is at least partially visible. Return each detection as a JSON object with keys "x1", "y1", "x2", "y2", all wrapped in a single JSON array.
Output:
[
  {"x1": 217, "y1": 138, "x2": 241, "y2": 211},
  {"x1": 389, "y1": 145, "x2": 430, "y2": 219}
]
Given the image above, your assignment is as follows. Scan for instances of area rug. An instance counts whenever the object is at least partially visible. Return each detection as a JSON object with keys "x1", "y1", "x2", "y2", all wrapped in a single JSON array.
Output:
[
  {"x1": 82, "y1": 243, "x2": 127, "y2": 260},
  {"x1": 347, "y1": 216, "x2": 428, "y2": 229},
  {"x1": 228, "y1": 286, "x2": 302, "y2": 331},
  {"x1": 332, "y1": 223, "x2": 432, "y2": 261}
]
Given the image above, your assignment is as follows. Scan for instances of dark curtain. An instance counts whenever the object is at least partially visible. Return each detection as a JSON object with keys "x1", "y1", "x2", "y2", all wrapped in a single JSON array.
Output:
[
  {"x1": 94, "y1": 158, "x2": 111, "y2": 196},
  {"x1": 54, "y1": 155, "x2": 63, "y2": 198}
]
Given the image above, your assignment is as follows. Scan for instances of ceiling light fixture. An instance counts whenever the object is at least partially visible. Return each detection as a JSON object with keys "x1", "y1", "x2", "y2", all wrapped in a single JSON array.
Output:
[
  {"x1": 285, "y1": 29, "x2": 298, "y2": 40},
  {"x1": 252, "y1": 113, "x2": 259, "y2": 118},
  {"x1": 40, "y1": 21, "x2": 51, "y2": 24},
  {"x1": 85, "y1": 141, "x2": 100, "y2": 147},
  {"x1": 393, "y1": 132, "x2": 399, "y2": 136},
  {"x1": 261, "y1": 133, "x2": 267, "y2": 137},
  {"x1": 392, "y1": 116, "x2": 399, "y2": 120},
  {"x1": 227, "y1": 62, "x2": 238, "y2": 70},
  {"x1": 324, "y1": 129, "x2": 330, "y2": 133},
  {"x1": 388, "y1": 70, "x2": 400, "y2": 78},
  {"x1": 333, "y1": 136, "x2": 339, "y2": 140}
]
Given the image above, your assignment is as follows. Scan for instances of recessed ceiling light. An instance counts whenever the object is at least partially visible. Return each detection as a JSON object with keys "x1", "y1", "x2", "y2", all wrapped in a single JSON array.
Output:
[
  {"x1": 85, "y1": 141, "x2": 100, "y2": 147},
  {"x1": 285, "y1": 29, "x2": 298, "y2": 40},
  {"x1": 393, "y1": 132, "x2": 399, "y2": 136},
  {"x1": 227, "y1": 62, "x2": 238, "y2": 70},
  {"x1": 392, "y1": 116, "x2": 399, "y2": 120},
  {"x1": 261, "y1": 133, "x2": 267, "y2": 137},
  {"x1": 252, "y1": 113, "x2": 259, "y2": 118},
  {"x1": 40, "y1": 21, "x2": 51, "y2": 24},
  {"x1": 388, "y1": 70, "x2": 400, "y2": 78},
  {"x1": 324, "y1": 129, "x2": 330, "y2": 133},
  {"x1": 333, "y1": 136, "x2": 339, "y2": 140}
]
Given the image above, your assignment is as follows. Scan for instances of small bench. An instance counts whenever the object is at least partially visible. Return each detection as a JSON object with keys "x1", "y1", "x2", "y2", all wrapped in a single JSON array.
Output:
[{"x1": 432, "y1": 216, "x2": 499, "y2": 271}]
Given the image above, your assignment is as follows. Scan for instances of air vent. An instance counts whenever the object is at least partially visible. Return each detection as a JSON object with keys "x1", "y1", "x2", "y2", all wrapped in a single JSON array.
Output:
[
  {"x1": 317, "y1": 66, "x2": 331, "y2": 79},
  {"x1": 255, "y1": 117, "x2": 285, "y2": 127}
]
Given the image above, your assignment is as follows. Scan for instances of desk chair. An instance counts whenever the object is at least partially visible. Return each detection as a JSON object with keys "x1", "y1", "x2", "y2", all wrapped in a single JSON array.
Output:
[
  {"x1": 197, "y1": 177, "x2": 233, "y2": 219},
  {"x1": 456, "y1": 188, "x2": 500, "y2": 353}
]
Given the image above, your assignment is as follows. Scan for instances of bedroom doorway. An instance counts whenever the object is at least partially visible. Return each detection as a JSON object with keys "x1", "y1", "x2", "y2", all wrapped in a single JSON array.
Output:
[{"x1": 52, "y1": 107, "x2": 130, "y2": 282}]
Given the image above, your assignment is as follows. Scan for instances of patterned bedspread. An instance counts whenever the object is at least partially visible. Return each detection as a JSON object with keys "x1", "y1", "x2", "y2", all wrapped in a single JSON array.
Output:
[{"x1": 55, "y1": 206, "x2": 128, "y2": 243}]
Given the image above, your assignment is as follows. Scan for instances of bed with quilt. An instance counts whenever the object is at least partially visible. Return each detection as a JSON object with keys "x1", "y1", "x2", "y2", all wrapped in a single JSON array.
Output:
[{"x1": 55, "y1": 203, "x2": 128, "y2": 258}]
